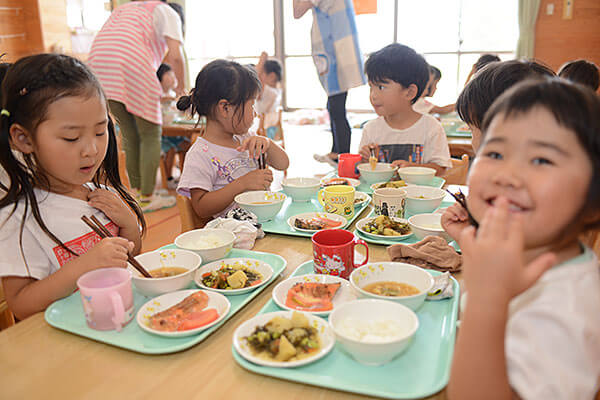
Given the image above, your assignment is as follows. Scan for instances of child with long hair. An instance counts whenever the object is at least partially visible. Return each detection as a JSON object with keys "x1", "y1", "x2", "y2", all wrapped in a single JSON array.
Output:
[
  {"x1": 447, "y1": 79, "x2": 600, "y2": 399},
  {"x1": 0, "y1": 54, "x2": 145, "y2": 320},
  {"x1": 176, "y1": 59, "x2": 289, "y2": 219}
]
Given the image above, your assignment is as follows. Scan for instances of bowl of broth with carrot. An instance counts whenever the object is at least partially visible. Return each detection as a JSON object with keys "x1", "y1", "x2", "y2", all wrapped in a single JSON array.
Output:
[{"x1": 234, "y1": 190, "x2": 287, "y2": 222}]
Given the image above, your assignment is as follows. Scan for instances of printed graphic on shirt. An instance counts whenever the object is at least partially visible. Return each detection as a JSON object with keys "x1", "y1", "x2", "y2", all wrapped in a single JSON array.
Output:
[
  {"x1": 53, "y1": 222, "x2": 119, "y2": 267},
  {"x1": 211, "y1": 156, "x2": 258, "y2": 183},
  {"x1": 377, "y1": 144, "x2": 424, "y2": 164}
]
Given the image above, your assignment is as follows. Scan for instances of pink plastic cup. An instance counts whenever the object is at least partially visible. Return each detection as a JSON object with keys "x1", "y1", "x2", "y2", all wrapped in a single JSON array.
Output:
[{"x1": 77, "y1": 268, "x2": 134, "y2": 331}]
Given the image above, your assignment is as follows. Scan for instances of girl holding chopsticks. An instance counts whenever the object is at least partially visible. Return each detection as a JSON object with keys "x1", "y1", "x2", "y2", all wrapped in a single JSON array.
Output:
[
  {"x1": 176, "y1": 60, "x2": 289, "y2": 219},
  {"x1": 0, "y1": 54, "x2": 144, "y2": 320}
]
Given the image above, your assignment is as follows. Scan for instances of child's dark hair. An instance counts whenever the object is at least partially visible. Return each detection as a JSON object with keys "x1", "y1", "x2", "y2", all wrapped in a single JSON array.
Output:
[
  {"x1": 482, "y1": 78, "x2": 600, "y2": 231},
  {"x1": 456, "y1": 59, "x2": 555, "y2": 130},
  {"x1": 0, "y1": 54, "x2": 145, "y2": 270},
  {"x1": 430, "y1": 65, "x2": 441, "y2": 81},
  {"x1": 558, "y1": 59, "x2": 599, "y2": 91},
  {"x1": 264, "y1": 59, "x2": 283, "y2": 82},
  {"x1": 474, "y1": 54, "x2": 501, "y2": 72},
  {"x1": 365, "y1": 43, "x2": 429, "y2": 104},
  {"x1": 177, "y1": 59, "x2": 261, "y2": 126},
  {"x1": 157, "y1": 63, "x2": 172, "y2": 82}
]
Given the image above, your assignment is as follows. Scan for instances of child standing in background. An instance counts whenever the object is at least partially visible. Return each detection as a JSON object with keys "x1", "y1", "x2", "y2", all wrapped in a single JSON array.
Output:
[
  {"x1": 558, "y1": 59, "x2": 599, "y2": 91},
  {"x1": 0, "y1": 54, "x2": 145, "y2": 320},
  {"x1": 176, "y1": 60, "x2": 289, "y2": 219},
  {"x1": 463, "y1": 53, "x2": 501, "y2": 86},
  {"x1": 359, "y1": 44, "x2": 452, "y2": 175},
  {"x1": 448, "y1": 79, "x2": 600, "y2": 400},
  {"x1": 157, "y1": 63, "x2": 190, "y2": 190},
  {"x1": 255, "y1": 52, "x2": 283, "y2": 140}
]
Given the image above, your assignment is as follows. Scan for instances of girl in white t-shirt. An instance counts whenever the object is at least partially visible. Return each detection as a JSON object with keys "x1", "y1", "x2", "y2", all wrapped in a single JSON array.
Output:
[
  {"x1": 176, "y1": 60, "x2": 289, "y2": 218},
  {"x1": 0, "y1": 54, "x2": 145, "y2": 320},
  {"x1": 447, "y1": 80, "x2": 600, "y2": 399}
]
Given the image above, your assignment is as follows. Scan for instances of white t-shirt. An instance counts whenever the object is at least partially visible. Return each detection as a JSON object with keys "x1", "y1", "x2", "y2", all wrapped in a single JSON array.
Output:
[
  {"x1": 0, "y1": 187, "x2": 119, "y2": 280},
  {"x1": 413, "y1": 98, "x2": 434, "y2": 114},
  {"x1": 358, "y1": 115, "x2": 452, "y2": 168},
  {"x1": 176, "y1": 134, "x2": 260, "y2": 217},
  {"x1": 153, "y1": 3, "x2": 184, "y2": 44},
  {"x1": 505, "y1": 247, "x2": 600, "y2": 399}
]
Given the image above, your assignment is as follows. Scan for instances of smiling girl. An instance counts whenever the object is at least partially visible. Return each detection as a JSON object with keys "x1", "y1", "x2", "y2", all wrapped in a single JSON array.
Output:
[
  {"x1": 448, "y1": 79, "x2": 600, "y2": 399},
  {"x1": 0, "y1": 54, "x2": 145, "y2": 320}
]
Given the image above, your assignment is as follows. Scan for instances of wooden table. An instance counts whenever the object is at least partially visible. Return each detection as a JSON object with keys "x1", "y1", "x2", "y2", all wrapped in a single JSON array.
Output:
[{"x1": 0, "y1": 209, "x2": 453, "y2": 399}]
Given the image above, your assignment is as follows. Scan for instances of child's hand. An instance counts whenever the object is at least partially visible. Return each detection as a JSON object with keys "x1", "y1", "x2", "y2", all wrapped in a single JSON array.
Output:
[
  {"x1": 237, "y1": 168, "x2": 273, "y2": 191},
  {"x1": 359, "y1": 143, "x2": 377, "y2": 162},
  {"x1": 81, "y1": 237, "x2": 135, "y2": 269},
  {"x1": 441, "y1": 203, "x2": 471, "y2": 244},
  {"x1": 88, "y1": 189, "x2": 137, "y2": 232},
  {"x1": 460, "y1": 197, "x2": 556, "y2": 302},
  {"x1": 391, "y1": 159, "x2": 411, "y2": 168},
  {"x1": 238, "y1": 136, "x2": 270, "y2": 160}
]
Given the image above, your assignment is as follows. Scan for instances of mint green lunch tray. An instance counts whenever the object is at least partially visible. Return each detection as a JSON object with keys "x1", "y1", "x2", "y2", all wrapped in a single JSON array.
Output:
[
  {"x1": 232, "y1": 261, "x2": 460, "y2": 399},
  {"x1": 261, "y1": 196, "x2": 370, "y2": 238},
  {"x1": 45, "y1": 248, "x2": 286, "y2": 355},
  {"x1": 357, "y1": 176, "x2": 446, "y2": 194}
]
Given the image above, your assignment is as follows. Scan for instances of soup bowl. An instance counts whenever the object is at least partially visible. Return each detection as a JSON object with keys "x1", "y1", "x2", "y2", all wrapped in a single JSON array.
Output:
[
  {"x1": 397, "y1": 167, "x2": 436, "y2": 185},
  {"x1": 357, "y1": 163, "x2": 397, "y2": 185},
  {"x1": 408, "y1": 213, "x2": 453, "y2": 242},
  {"x1": 349, "y1": 262, "x2": 433, "y2": 310},
  {"x1": 130, "y1": 249, "x2": 202, "y2": 297},
  {"x1": 174, "y1": 228, "x2": 235, "y2": 263},
  {"x1": 404, "y1": 186, "x2": 446, "y2": 215},
  {"x1": 281, "y1": 177, "x2": 320, "y2": 202},
  {"x1": 234, "y1": 191, "x2": 286, "y2": 222},
  {"x1": 328, "y1": 299, "x2": 419, "y2": 366}
]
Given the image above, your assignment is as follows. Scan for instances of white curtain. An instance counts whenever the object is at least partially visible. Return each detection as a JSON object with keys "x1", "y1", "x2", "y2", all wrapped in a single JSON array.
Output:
[{"x1": 516, "y1": 0, "x2": 541, "y2": 58}]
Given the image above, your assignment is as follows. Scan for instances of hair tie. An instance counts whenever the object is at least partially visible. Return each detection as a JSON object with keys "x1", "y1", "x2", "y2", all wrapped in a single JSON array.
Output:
[
  {"x1": 0, "y1": 109, "x2": 9, "y2": 117},
  {"x1": 19, "y1": 88, "x2": 27, "y2": 96}
]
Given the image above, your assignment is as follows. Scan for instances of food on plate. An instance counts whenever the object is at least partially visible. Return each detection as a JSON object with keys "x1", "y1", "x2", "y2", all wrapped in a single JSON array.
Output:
[
  {"x1": 337, "y1": 317, "x2": 406, "y2": 343},
  {"x1": 374, "y1": 180, "x2": 407, "y2": 189},
  {"x1": 363, "y1": 281, "x2": 421, "y2": 297},
  {"x1": 294, "y1": 216, "x2": 343, "y2": 230},
  {"x1": 149, "y1": 266, "x2": 188, "y2": 278},
  {"x1": 201, "y1": 263, "x2": 262, "y2": 290},
  {"x1": 362, "y1": 215, "x2": 411, "y2": 236},
  {"x1": 148, "y1": 291, "x2": 218, "y2": 332},
  {"x1": 322, "y1": 178, "x2": 350, "y2": 187},
  {"x1": 285, "y1": 282, "x2": 341, "y2": 312},
  {"x1": 194, "y1": 234, "x2": 228, "y2": 249},
  {"x1": 244, "y1": 312, "x2": 320, "y2": 362}
]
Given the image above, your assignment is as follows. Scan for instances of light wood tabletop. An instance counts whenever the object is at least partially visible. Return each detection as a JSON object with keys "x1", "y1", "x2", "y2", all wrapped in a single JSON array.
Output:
[{"x1": 0, "y1": 207, "x2": 454, "y2": 400}]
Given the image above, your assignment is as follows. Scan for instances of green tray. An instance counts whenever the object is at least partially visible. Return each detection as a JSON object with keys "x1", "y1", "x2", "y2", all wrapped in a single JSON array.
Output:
[
  {"x1": 357, "y1": 176, "x2": 446, "y2": 194},
  {"x1": 45, "y1": 248, "x2": 286, "y2": 355},
  {"x1": 232, "y1": 261, "x2": 460, "y2": 399},
  {"x1": 261, "y1": 196, "x2": 370, "y2": 238}
]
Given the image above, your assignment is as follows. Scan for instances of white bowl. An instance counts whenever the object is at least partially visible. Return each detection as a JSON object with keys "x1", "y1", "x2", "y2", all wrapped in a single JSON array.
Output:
[
  {"x1": 328, "y1": 299, "x2": 419, "y2": 366},
  {"x1": 136, "y1": 289, "x2": 230, "y2": 337},
  {"x1": 404, "y1": 186, "x2": 446, "y2": 214},
  {"x1": 233, "y1": 310, "x2": 335, "y2": 368},
  {"x1": 174, "y1": 228, "x2": 235, "y2": 263},
  {"x1": 349, "y1": 262, "x2": 434, "y2": 311},
  {"x1": 357, "y1": 163, "x2": 398, "y2": 185},
  {"x1": 194, "y1": 258, "x2": 274, "y2": 295},
  {"x1": 397, "y1": 167, "x2": 436, "y2": 185},
  {"x1": 408, "y1": 213, "x2": 452, "y2": 242},
  {"x1": 271, "y1": 274, "x2": 357, "y2": 316},
  {"x1": 130, "y1": 249, "x2": 202, "y2": 297},
  {"x1": 234, "y1": 191, "x2": 286, "y2": 222},
  {"x1": 282, "y1": 177, "x2": 320, "y2": 202}
]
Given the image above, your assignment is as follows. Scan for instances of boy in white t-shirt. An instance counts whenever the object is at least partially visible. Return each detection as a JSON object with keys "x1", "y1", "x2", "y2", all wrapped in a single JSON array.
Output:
[{"x1": 359, "y1": 44, "x2": 451, "y2": 175}]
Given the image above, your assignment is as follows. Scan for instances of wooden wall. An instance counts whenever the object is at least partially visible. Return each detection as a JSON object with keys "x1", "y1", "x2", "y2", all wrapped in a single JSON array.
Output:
[
  {"x1": 535, "y1": 0, "x2": 600, "y2": 71},
  {"x1": 0, "y1": 0, "x2": 44, "y2": 62}
]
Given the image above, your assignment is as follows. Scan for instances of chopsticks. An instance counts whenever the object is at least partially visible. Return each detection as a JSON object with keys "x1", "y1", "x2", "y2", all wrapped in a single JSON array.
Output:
[
  {"x1": 258, "y1": 152, "x2": 267, "y2": 169},
  {"x1": 81, "y1": 215, "x2": 152, "y2": 278},
  {"x1": 445, "y1": 189, "x2": 479, "y2": 228}
]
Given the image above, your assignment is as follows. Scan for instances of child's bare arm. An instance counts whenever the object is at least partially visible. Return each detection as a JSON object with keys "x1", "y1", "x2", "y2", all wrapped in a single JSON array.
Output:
[
  {"x1": 237, "y1": 136, "x2": 289, "y2": 171},
  {"x1": 430, "y1": 104, "x2": 455, "y2": 115},
  {"x1": 2, "y1": 238, "x2": 134, "y2": 320},
  {"x1": 447, "y1": 198, "x2": 556, "y2": 400},
  {"x1": 391, "y1": 160, "x2": 446, "y2": 176},
  {"x1": 190, "y1": 169, "x2": 274, "y2": 218},
  {"x1": 293, "y1": 0, "x2": 313, "y2": 18}
]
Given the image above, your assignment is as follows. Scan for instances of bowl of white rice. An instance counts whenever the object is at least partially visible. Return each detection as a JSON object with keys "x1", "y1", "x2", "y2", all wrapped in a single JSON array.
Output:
[
  {"x1": 174, "y1": 228, "x2": 235, "y2": 263},
  {"x1": 328, "y1": 299, "x2": 419, "y2": 366}
]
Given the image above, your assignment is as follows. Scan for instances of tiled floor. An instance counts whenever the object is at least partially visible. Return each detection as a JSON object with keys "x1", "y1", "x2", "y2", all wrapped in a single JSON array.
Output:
[{"x1": 142, "y1": 121, "x2": 366, "y2": 251}]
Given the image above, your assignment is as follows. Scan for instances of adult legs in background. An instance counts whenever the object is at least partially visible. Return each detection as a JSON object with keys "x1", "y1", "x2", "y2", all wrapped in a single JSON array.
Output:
[
  {"x1": 327, "y1": 91, "x2": 350, "y2": 157},
  {"x1": 109, "y1": 100, "x2": 141, "y2": 190}
]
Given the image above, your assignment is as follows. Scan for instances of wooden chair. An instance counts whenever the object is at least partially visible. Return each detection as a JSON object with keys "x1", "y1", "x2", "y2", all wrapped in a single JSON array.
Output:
[
  {"x1": 176, "y1": 195, "x2": 212, "y2": 232},
  {"x1": 0, "y1": 284, "x2": 15, "y2": 331},
  {"x1": 442, "y1": 154, "x2": 470, "y2": 186}
]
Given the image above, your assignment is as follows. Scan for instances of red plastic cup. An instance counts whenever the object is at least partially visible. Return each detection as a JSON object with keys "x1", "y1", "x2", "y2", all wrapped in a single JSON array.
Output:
[
  {"x1": 311, "y1": 229, "x2": 369, "y2": 279},
  {"x1": 338, "y1": 153, "x2": 362, "y2": 179}
]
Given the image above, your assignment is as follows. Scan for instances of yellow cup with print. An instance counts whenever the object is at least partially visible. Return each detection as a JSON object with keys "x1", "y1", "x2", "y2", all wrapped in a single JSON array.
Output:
[{"x1": 318, "y1": 185, "x2": 355, "y2": 218}]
